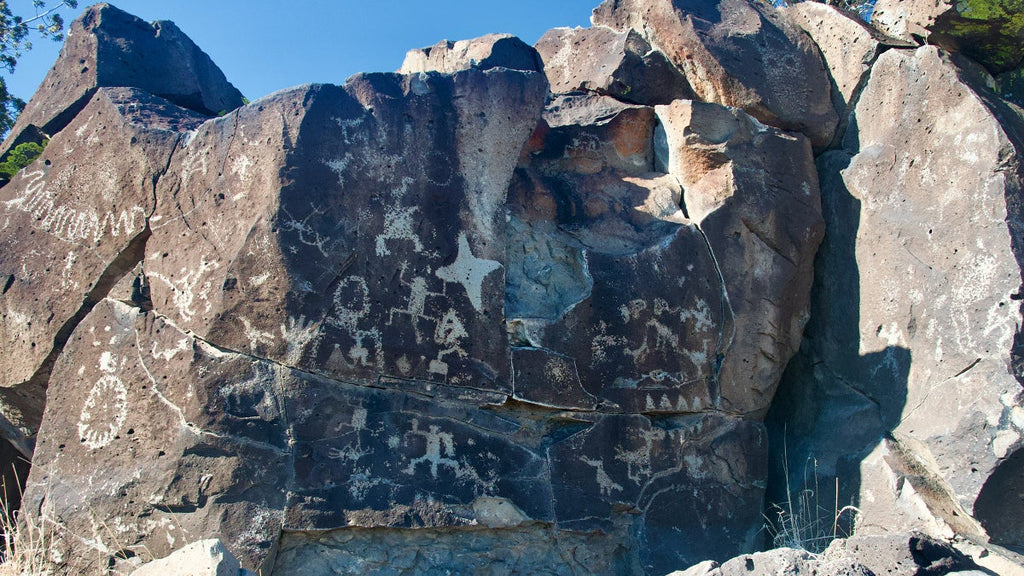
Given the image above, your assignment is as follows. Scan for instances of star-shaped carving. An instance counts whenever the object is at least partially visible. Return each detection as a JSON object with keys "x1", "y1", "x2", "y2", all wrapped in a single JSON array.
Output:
[{"x1": 435, "y1": 232, "x2": 501, "y2": 313}]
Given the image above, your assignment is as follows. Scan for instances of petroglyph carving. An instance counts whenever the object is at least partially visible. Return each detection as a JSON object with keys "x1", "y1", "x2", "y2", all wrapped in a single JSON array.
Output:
[
  {"x1": 376, "y1": 205, "x2": 426, "y2": 257},
  {"x1": 581, "y1": 457, "x2": 623, "y2": 496},
  {"x1": 328, "y1": 276, "x2": 383, "y2": 368},
  {"x1": 149, "y1": 257, "x2": 219, "y2": 322},
  {"x1": 240, "y1": 316, "x2": 276, "y2": 352},
  {"x1": 280, "y1": 206, "x2": 332, "y2": 257},
  {"x1": 435, "y1": 232, "x2": 501, "y2": 313},
  {"x1": 150, "y1": 337, "x2": 189, "y2": 362},
  {"x1": 77, "y1": 367, "x2": 128, "y2": 451},
  {"x1": 281, "y1": 315, "x2": 320, "y2": 366},
  {"x1": 2, "y1": 170, "x2": 147, "y2": 244},
  {"x1": 404, "y1": 419, "x2": 459, "y2": 479}
]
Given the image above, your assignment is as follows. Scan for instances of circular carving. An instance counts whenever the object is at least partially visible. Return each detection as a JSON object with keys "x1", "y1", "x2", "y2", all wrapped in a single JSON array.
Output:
[{"x1": 77, "y1": 374, "x2": 128, "y2": 450}]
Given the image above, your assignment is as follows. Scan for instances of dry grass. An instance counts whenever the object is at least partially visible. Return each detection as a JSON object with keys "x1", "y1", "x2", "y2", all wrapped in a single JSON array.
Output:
[
  {"x1": 766, "y1": 449, "x2": 861, "y2": 554},
  {"x1": 0, "y1": 473, "x2": 60, "y2": 576}
]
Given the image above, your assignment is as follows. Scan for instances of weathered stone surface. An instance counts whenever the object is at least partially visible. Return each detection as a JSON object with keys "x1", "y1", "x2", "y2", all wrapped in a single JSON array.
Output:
[
  {"x1": 591, "y1": 0, "x2": 838, "y2": 149},
  {"x1": 656, "y1": 99, "x2": 823, "y2": 415},
  {"x1": 3, "y1": 3, "x2": 243, "y2": 150},
  {"x1": 781, "y1": 3, "x2": 881, "y2": 111},
  {"x1": 667, "y1": 547, "x2": 871, "y2": 576},
  {"x1": 780, "y1": 1, "x2": 910, "y2": 145},
  {"x1": 767, "y1": 45, "x2": 1024, "y2": 551},
  {"x1": 399, "y1": 33, "x2": 541, "y2": 74},
  {"x1": 147, "y1": 70, "x2": 545, "y2": 394},
  {"x1": 273, "y1": 525, "x2": 643, "y2": 575},
  {"x1": 550, "y1": 413, "x2": 766, "y2": 573},
  {"x1": 508, "y1": 93, "x2": 727, "y2": 414},
  {"x1": 536, "y1": 26, "x2": 693, "y2": 106},
  {"x1": 872, "y1": 0, "x2": 1024, "y2": 73},
  {"x1": 0, "y1": 88, "x2": 204, "y2": 455},
  {"x1": 23, "y1": 299, "x2": 291, "y2": 571},
  {"x1": 672, "y1": 533, "x2": 981, "y2": 576},
  {"x1": 822, "y1": 533, "x2": 981, "y2": 576},
  {"x1": 130, "y1": 539, "x2": 246, "y2": 576}
]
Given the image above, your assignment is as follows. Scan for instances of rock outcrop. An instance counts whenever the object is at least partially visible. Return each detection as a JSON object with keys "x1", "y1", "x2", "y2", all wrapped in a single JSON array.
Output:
[
  {"x1": 2, "y1": 3, "x2": 243, "y2": 152},
  {"x1": 767, "y1": 40, "x2": 1024, "y2": 560},
  {"x1": 535, "y1": 26, "x2": 693, "y2": 106},
  {"x1": 592, "y1": 0, "x2": 839, "y2": 149},
  {"x1": 670, "y1": 533, "x2": 982, "y2": 576},
  {"x1": 2, "y1": 0, "x2": 1024, "y2": 575},
  {"x1": 0, "y1": 87, "x2": 206, "y2": 455}
]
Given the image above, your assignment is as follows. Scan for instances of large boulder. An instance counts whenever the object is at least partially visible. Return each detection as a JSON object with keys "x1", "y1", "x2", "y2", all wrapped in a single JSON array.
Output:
[
  {"x1": 591, "y1": 0, "x2": 838, "y2": 149},
  {"x1": 655, "y1": 100, "x2": 824, "y2": 415},
  {"x1": 872, "y1": 0, "x2": 1024, "y2": 73},
  {"x1": 23, "y1": 64, "x2": 549, "y2": 571},
  {"x1": 535, "y1": 26, "x2": 693, "y2": 106},
  {"x1": 398, "y1": 34, "x2": 541, "y2": 74},
  {"x1": 2, "y1": 3, "x2": 243, "y2": 151},
  {"x1": 671, "y1": 533, "x2": 981, "y2": 576},
  {"x1": 780, "y1": 2, "x2": 913, "y2": 145},
  {"x1": 767, "y1": 45, "x2": 1024, "y2": 552},
  {"x1": 0, "y1": 87, "x2": 205, "y2": 455}
]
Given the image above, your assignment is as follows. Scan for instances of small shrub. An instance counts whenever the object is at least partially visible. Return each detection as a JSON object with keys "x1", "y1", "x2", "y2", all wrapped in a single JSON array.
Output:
[{"x1": 0, "y1": 139, "x2": 47, "y2": 182}]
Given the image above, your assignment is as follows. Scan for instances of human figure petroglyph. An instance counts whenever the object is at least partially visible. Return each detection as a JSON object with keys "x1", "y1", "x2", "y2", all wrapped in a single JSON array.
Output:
[{"x1": 403, "y1": 419, "x2": 459, "y2": 479}]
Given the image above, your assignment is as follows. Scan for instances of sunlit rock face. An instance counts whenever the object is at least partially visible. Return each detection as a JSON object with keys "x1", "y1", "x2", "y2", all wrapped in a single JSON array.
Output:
[{"x1": 7, "y1": 0, "x2": 1024, "y2": 574}]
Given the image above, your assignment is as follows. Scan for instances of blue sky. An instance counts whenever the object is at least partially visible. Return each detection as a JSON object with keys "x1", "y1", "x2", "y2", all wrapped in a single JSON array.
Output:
[{"x1": 6, "y1": 0, "x2": 598, "y2": 103}]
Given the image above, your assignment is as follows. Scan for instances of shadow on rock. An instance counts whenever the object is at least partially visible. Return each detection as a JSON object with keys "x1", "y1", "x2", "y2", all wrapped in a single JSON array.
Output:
[{"x1": 764, "y1": 150, "x2": 911, "y2": 551}]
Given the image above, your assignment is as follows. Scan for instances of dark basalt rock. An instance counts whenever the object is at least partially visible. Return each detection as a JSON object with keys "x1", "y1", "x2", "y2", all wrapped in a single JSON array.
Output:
[
  {"x1": 2, "y1": 3, "x2": 243, "y2": 152},
  {"x1": 536, "y1": 26, "x2": 694, "y2": 106},
  {"x1": 0, "y1": 87, "x2": 205, "y2": 456}
]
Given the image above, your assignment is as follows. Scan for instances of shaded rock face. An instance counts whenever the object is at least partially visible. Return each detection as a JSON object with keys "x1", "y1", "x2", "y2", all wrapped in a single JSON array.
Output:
[
  {"x1": 3, "y1": 3, "x2": 243, "y2": 152},
  {"x1": 592, "y1": 0, "x2": 839, "y2": 150},
  {"x1": 767, "y1": 44, "x2": 1024, "y2": 553}
]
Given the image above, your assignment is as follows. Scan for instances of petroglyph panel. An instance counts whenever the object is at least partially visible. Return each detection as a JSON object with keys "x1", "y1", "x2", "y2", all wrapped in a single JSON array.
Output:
[
  {"x1": 151, "y1": 70, "x2": 545, "y2": 394},
  {"x1": 285, "y1": 377, "x2": 552, "y2": 529},
  {"x1": 0, "y1": 88, "x2": 203, "y2": 441},
  {"x1": 549, "y1": 413, "x2": 767, "y2": 574},
  {"x1": 25, "y1": 298, "x2": 290, "y2": 569}
]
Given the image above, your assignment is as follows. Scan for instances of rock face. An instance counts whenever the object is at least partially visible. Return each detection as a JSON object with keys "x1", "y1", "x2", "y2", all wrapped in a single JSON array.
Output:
[
  {"x1": 591, "y1": 0, "x2": 839, "y2": 149},
  {"x1": 0, "y1": 1, "x2": 833, "y2": 573},
  {"x1": 536, "y1": 26, "x2": 693, "y2": 105},
  {"x1": 767, "y1": 44, "x2": 1024, "y2": 554},
  {"x1": 3, "y1": 4, "x2": 242, "y2": 154},
  {"x1": 670, "y1": 533, "x2": 981, "y2": 576},
  {"x1": 0, "y1": 87, "x2": 206, "y2": 455},
  {"x1": 399, "y1": 34, "x2": 541, "y2": 74},
  {"x1": 5, "y1": 1, "x2": 1024, "y2": 575}
]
